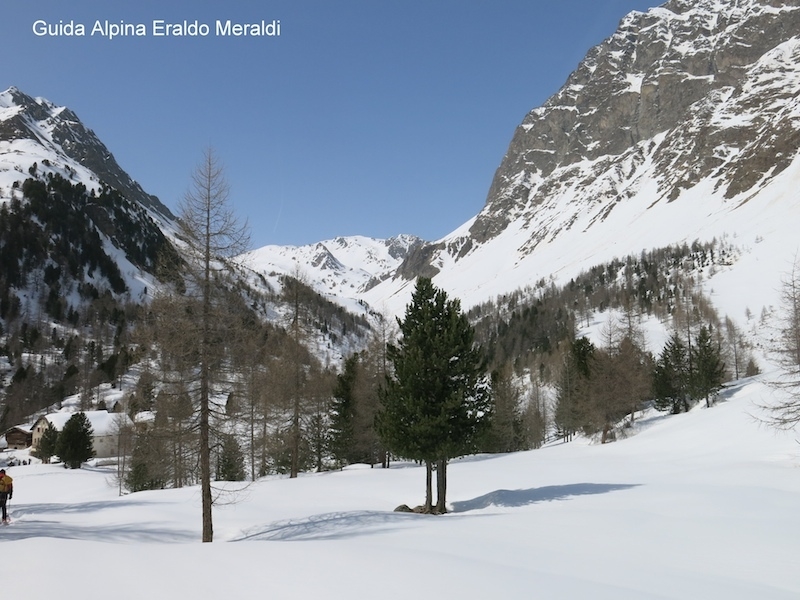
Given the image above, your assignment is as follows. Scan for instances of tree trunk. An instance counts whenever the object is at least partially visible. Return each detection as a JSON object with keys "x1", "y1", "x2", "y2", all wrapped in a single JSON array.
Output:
[
  {"x1": 200, "y1": 384, "x2": 213, "y2": 542},
  {"x1": 200, "y1": 225, "x2": 213, "y2": 542},
  {"x1": 435, "y1": 459, "x2": 447, "y2": 514},
  {"x1": 290, "y1": 402, "x2": 300, "y2": 478},
  {"x1": 424, "y1": 460, "x2": 433, "y2": 512},
  {"x1": 249, "y1": 400, "x2": 256, "y2": 482},
  {"x1": 290, "y1": 280, "x2": 302, "y2": 479}
]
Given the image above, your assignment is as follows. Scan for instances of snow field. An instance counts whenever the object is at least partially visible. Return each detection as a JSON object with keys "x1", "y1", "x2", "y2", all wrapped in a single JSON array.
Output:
[{"x1": 1, "y1": 376, "x2": 798, "y2": 599}]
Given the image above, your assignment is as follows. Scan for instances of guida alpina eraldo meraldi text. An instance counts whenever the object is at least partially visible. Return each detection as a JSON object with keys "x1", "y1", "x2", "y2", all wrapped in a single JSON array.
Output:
[{"x1": 32, "y1": 19, "x2": 282, "y2": 40}]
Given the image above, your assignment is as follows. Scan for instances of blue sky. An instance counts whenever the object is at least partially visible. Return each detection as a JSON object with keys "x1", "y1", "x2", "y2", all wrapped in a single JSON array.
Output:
[{"x1": 3, "y1": 0, "x2": 658, "y2": 248}]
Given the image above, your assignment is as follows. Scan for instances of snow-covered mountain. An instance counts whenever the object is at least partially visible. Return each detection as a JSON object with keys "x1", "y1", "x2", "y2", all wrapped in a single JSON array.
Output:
[
  {"x1": 244, "y1": 234, "x2": 424, "y2": 312},
  {"x1": 250, "y1": 0, "x2": 800, "y2": 323},
  {"x1": 4, "y1": 0, "x2": 799, "y2": 358},
  {"x1": 0, "y1": 87, "x2": 184, "y2": 308},
  {"x1": 0, "y1": 86, "x2": 382, "y2": 368},
  {"x1": 360, "y1": 0, "x2": 800, "y2": 316},
  {"x1": 0, "y1": 86, "x2": 172, "y2": 221}
]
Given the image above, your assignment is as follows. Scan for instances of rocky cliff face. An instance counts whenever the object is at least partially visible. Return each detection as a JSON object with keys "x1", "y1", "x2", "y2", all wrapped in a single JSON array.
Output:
[
  {"x1": 470, "y1": 0, "x2": 800, "y2": 245},
  {"x1": 355, "y1": 0, "x2": 800, "y2": 317}
]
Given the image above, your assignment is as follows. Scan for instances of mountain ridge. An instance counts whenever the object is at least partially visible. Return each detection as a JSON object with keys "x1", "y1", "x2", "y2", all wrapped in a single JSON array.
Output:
[
  {"x1": 244, "y1": 233, "x2": 425, "y2": 314},
  {"x1": 0, "y1": 86, "x2": 173, "y2": 222},
  {"x1": 2, "y1": 0, "x2": 798, "y2": 358},
  {"x1": 348, "y1": 0, "x2": 800, "y2": 319}
]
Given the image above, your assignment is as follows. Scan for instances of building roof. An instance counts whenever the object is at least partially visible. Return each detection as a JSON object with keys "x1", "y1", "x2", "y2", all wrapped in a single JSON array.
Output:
[
  {"x1": 3, "y1": 425, "x2": 33, "y2": 435},
  {"x1": 37, "y1": 411, "x2": 132, "y2": 437}
]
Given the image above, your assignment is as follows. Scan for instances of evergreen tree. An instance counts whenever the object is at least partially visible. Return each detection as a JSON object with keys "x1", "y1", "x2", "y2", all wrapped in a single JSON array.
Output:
[
  {"x1": 571, "y1": 336, "x2": 595, "y2": 379},
  {"x1": 377, "y1": 277, "x2": 491, "y2": 514},
  {"x1": 653, "y1": 333, "x2": 690, "y2": 413},
  {"x1": 306, "y1": 368, "x2": 334, "y2": 473},
  {"x1": 329, "y1": 353, "x2": 358, "y2": 465},
  {"x1": 57, "y1": 412, "x2": 95, "y2": 469},
  {"x1": 554, "y1": 337, "x2": 594, "y2": 441},
  {"x1": 691, "y1": 325, "x2": 725, "y2": 407},
  {"x1": 327, "y1": 328, "x2": 392, "y2": 469},
  {"x1": 33, "y1": 422, "x2": 59, "y2": 464},
  {"x1": 126, "y1": 430, "x2": 169, "y2": 491},
  {"x1": 482, "y1": 367, "x2": 523, "y2": 453},
  {"x1": 216, "y1": 433, "x2": 246, "y2": 481},
  {"x1": 745, "y1": 358, "x2": 760, "y2": 377}
]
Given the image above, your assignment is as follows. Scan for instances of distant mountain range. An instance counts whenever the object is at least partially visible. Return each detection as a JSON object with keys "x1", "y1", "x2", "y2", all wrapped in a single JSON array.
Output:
[
  {"x1": 246, "y1": 0, "x2": 800, "y2": 325},
  {"x1": 3, "y1": 0, "x2": 799, "y2": 340}
]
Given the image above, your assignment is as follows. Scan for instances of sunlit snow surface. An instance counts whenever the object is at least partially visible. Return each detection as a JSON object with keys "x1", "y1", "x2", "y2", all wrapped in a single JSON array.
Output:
[
  {"x1": 2, "y1": 6, "x2": 800, "y2": 595},
  {"x1": 2, "y1": 377, "x2": 798, "y2": 599}
]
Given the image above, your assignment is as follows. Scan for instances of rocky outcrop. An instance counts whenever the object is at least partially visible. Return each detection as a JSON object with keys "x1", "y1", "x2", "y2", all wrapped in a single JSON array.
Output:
[
  {"x1": 386, "y1": 0, "x2": 800, "y2": 288},
  {"x1": 472, "y1": 0, "x2": 800, "y2": 243}
]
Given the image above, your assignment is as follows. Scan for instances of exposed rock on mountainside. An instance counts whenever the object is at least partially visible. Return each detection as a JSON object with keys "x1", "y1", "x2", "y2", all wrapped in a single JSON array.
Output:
[
  {"x1": 472, "y1": 0, "x2": 800, "y2": 244},
  {"x1": 351, "y1": 0, "x2": 800, "y2": 321},
  {"x1": 245, "y1": 234, "x2": 425, "y2": 299},
  {"x1": 0, "y1": 86, "x2": 173, "y2": 220}
]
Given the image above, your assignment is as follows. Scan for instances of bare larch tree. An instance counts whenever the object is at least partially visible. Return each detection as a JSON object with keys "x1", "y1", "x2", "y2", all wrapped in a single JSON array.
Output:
[{"x1": 178, "y1": 148, "x2": 250, "y2": 542}]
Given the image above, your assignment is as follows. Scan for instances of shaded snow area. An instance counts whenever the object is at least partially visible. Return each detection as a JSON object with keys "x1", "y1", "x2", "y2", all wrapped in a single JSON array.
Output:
[{"x1": 2, "y1": 377, "x2": 798, "y2": 599}]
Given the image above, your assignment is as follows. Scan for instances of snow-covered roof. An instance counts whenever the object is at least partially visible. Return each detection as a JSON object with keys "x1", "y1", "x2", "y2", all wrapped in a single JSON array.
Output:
[
  {"x1": 134, "y1": 411, "x2": 156, "y2": 424},
  {"x1": 4, "y1": 424, "x2": 33, "y2": 434},
  {"x1": 40, "y1": 411, "x2": 132, "y2": 437}
]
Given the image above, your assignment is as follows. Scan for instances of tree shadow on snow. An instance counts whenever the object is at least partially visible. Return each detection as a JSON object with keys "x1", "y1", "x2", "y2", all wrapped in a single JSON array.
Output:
[
  {"x1": 233, "y1": 510, "x2": 428, "y2": 542},
  {"x1": 231, "y1": 510, "x2": 444, "y2": 542},
  {"x1": 0, "y1": 519, "x2": 197, "y2": 543},
  {"x1": 450, "y1": 482, "x2": 640, "y2": 513},
  {"x1": 233, "y1": 483, "x2": 640, "y2": 542},
  {"x1": 0, "y1": 500, "x2": 197, "y2": 543}
]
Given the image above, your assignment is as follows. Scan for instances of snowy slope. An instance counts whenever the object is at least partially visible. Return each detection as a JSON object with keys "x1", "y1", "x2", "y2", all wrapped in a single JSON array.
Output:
[
  {"x1": 236, "y1": 1, "x2": 800, "y2": 339},
  {"x1": 2, "y1": 375, "x2": 798, "y2": 599},
  {"x1": 0, "y1": 87, "x2": 200, "y2": 323},
  {"x1": 371, "y1": 142, "x2": 800, "y2": 320},
  {"x1": 0, "y1": 86, "x2": 173, "y2": 220},
  {"x1": 357, "y1": 0, "x2": 800, "y2": 323},
  {"x1": 0, "y1": 88, "x2": 100, "y2": 197},
  {"x1": 243, "y1": 234, "x2": 424, "y2": 313}
]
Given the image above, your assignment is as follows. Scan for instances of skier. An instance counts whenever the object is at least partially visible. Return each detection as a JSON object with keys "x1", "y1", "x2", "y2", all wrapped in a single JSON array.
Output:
[{"x1": 0, "y1": 469, "x2": 13, "y2": 524}]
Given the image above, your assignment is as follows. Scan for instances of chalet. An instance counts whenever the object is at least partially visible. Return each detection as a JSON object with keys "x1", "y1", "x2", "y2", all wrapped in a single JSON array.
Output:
[
  {"x1": 3, "y1": 426, "x2": 33, "y2": 450},
  {"x1": 31, "y1": 410, "x2": 132, "y2": 459}
]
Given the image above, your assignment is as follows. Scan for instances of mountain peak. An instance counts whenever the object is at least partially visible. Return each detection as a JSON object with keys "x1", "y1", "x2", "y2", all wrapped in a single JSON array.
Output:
[
  {"x1": 464, "y1": 0, "x2": 800, "y2": 244},
  {"x1": 354, "y1": 0, "x2": 800, "y2": 317},
  {"x1": 0, "y1": 87, "x2": 174, "y2": 220},
  {"x1": 0, "y1": 86, "x2": 19, "y2": 102},
  {"x1": 1, "y1": 86, "x2": 25, "y2": 101}
]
